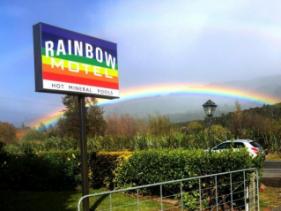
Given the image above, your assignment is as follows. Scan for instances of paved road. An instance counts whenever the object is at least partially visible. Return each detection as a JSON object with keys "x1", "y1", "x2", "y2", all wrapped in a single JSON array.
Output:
[{"x1": 263, "y1": 161, "x2": 281, "y2": 178}]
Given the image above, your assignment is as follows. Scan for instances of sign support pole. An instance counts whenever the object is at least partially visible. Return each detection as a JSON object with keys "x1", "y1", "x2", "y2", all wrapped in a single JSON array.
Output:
[
  {"x1": 33, "y1": 23, "x2": 119, "y2": 211},
  {"x1": 78, "y1": 95, "x2": 89, "y2": 211}
]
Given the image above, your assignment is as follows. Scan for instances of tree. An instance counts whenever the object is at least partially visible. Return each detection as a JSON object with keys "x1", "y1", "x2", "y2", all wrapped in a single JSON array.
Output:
[
  {"x1": 186, "y1": 121, "x2": 204, "y2": 134},
  {"x1": 57, "y1": 95, "x2": 106, "y2": 140},
  {"x1": 87, "y1": 103, "x2": 106, "y2": 137},
  {"x1": 148, "y1": 115, "x2": 172, "y2": 136},
  {"x1": 38, "y1": 123, "x2": 47, "y2": 132},
  {"x1": 230, "y1": 101, "x2": 243, "y2": 138},
  {"x1": 0, "y1": 122, "x2": 17, "y2": 144},
  {"x1": 105, "y1": 114, "x2": 147, "y2": 138},
  {"x1": 21, "y1": 128, "x2": 46, "y2": 142},
  {"x1": 208, "y1": 124, "x2": 232, "y2": 146}
]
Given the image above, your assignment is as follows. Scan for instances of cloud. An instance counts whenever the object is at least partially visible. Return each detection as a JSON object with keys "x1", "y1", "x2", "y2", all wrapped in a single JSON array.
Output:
[{"x1": 84, "y1": 0, "x2": 281, "y2": 85}]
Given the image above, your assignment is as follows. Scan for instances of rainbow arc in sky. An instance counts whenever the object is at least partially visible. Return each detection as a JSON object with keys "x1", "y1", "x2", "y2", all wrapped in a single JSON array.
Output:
[{"x1": 29, "y1": 83, "x2": 281, "y2": 128}]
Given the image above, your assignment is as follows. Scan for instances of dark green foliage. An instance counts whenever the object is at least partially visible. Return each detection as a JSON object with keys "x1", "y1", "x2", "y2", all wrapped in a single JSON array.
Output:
[
  {"x1": 56, "y1": 95, "x2": 106, "y2": 139},
  {"x1": 213, "y1": 103, "x2": 281, "y2": 152},
  {"x1": 21, "y1": 129, "x2": 46, "y2": 142},
  {"x1": 13, "y1": 101, "x2": 281, "y2": 153},
  {"x1": 87, "y1": 105, "x2": 106, "y2": 137},
  {"x1": 0, "y1": 190, "x2": 77, "y2": 211},
  {"x1": 115, "y1": 149, "x2": 263, "y2": 209},
  {"x1": 148, "y1": 115, "x2": 172, "y2": 136},
  {"x1": 90, "y1": 151, "x2": 131, "y2": 189},
  {"x1": 244, "y1": 103, "x2": 281, "y2": 120},
  {"x1": 115, "y1": 149, "x2": 262, "y2": 188},
  {"x1": 0, "y1": 146, "x2": 131, "y2": 191},
  {"x1": 183, "y1": 191, "x2": 208, "y2": 210},
  {"x1": 5, "y1": 137, "x2": 77, "y2": 154},
  {"x1": 0, "y1": 149, "x2": 80, "y2": 191}
]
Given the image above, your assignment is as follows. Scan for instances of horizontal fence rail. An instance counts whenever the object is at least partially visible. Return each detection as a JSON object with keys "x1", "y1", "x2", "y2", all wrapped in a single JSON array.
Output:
[{"x1": 78, "y1": 168, "x2": 259, "y2": 211}]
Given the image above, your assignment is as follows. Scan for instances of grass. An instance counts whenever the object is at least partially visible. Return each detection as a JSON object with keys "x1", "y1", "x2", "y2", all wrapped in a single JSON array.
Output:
[
  {"x1": 266, "y1": 152, "x2": 281, "y2": 160},
  {"x1": 0, "y1": 188, "x2": 166, "y2": 211},
  {"x1": 0, "y1": 190, "x2": 79, "y2": 211},
  {"x1": 3, "y1": 186, "x2": 281, "y2": 210},
  {"x1": 260, "y1": 186, "x2": 281, "y2": 209}
]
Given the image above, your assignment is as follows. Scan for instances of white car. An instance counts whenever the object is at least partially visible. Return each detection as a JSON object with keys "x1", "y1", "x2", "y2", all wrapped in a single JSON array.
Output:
[{"x1": 210, "y1": 139, "x2": 265, "y2": 157}]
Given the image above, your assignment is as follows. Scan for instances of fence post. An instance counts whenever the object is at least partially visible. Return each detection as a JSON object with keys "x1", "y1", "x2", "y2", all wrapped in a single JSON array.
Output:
[
  {"x1": 199, "y1": 178, "x2": 202, "y2": 211},
  {"x1": 256, "y1": 169, "x2": 260, "y2": 211},
  {"x1": 252, "y1": 172, "x2": 256, "y2": 210},
  {"x1": 243, "y1": 170, "x2": 249, "y2": 211},
  {"x1": 247, "y1": 186, "x2": 250, "y2": 210},
  {"x1": 109, "y1": 193, "x2": 112, "y2": 211},
  {"x1": 137, "y1": 189, "x2": 140, "y2": 211},
  {"x1": 249, "y1": 172, "x2": 256, "y2": 210},
  {"x1": 180, "y1": 182, "x2": 184, "y2": 211},
  {"x1": 215, "y1": 175, "x2": 218, "y2": 211},
  {"x1": 230, "y1": 173, "x2": 233, "y2": 211},
  {"x1": 160, "y1": 184, "x2": 163, "y2": 211}
]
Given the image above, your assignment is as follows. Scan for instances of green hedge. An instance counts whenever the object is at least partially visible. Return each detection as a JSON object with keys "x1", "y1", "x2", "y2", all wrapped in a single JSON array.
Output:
[
  {"x1": 115, "y1": 149, "x2": 262, "y2": 187},
  {"x1": 0, "y1": 145, "x2": 263, "y2": 193},
  {"x1": 114, "y1": 149, "x2": 263, "y2": 209},
  {"x1": 0, "y1": 148, "x2": 80, "y2": 191},
  {"x1": 90, "y1": 151, "x2": 131, "y2": 189},
  {"x1": 0, "y1": 144, "x2": 131, "y2": 191}
]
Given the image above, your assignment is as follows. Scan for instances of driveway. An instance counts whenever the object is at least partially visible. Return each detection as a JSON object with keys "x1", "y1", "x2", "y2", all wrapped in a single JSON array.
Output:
[
  {"x1": 263, "y1": 161, "x2": 281, "y2": 178},
  {"x1": 262, "y1": 161, "x2": 281, "y2": 187}
]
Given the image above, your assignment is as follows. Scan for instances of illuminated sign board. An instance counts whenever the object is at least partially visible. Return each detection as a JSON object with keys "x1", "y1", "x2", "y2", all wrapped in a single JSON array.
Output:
[{"x1": 33, "y1": 23, "x2": 119, "y2": 98}]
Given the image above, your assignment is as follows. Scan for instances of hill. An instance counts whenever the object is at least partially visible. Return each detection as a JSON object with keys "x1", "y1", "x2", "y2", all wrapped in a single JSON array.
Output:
[{"x1": 103, "y1": 75, "x2": 281, "y2": 123}]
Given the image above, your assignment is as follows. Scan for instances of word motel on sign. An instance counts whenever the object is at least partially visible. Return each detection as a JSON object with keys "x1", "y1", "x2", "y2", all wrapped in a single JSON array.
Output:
[{"x1": 45, "y1": 40, "x2": 116, "y2": 78}]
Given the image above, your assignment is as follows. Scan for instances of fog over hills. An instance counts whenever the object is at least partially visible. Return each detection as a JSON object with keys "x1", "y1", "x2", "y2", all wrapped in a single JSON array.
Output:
[
  {"x1": 214, "y1": 75, "x2": 281, "y2": 97},
  {"x1": 102, "y1": 75, "x2": 281, "y2": 123},
  {"x1": 1, "y1": 75, "x2": 281, "y2": 126}
]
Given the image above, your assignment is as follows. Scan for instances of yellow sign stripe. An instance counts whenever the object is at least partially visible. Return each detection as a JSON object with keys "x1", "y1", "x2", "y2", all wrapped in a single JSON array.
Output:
[{"x1": 42, "y1": 56, "x2": 119, "y2": 77}]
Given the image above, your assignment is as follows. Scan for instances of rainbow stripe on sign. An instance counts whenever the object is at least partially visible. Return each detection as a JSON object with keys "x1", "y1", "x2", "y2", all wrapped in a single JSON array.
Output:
[{"x1": 33, "y1": 23, "x2": 119, "y2": 98}]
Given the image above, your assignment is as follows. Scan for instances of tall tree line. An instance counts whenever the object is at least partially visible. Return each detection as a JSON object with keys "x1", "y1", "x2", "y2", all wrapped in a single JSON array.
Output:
[{"x1": 56, "y1": 95, "x2": 106, "y2": 139}]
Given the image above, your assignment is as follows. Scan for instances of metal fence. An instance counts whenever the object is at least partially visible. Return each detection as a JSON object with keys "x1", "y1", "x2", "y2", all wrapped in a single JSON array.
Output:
[{"x1": 78, "y1": 168, "x2": 259, "y2": 211}]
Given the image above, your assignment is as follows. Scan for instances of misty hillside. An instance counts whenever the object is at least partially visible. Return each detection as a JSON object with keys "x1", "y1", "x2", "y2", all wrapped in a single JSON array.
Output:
[
  {"x1": 214, "y1": 74, "x2": 281, "y2": 97},
  {"x1": 102, "y1": 75, "x2": 281, "y2": 122}
]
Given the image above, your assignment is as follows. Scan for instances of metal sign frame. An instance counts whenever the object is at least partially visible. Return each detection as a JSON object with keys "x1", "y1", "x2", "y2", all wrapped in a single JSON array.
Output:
[{"x1": 33, "y1": 22, "x2": 119, "y2": 99}]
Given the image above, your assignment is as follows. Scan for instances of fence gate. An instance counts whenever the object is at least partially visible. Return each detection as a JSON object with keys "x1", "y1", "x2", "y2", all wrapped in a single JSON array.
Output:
[{"x1": 78, "y1": 168, "x2": 259, "y2": 211}]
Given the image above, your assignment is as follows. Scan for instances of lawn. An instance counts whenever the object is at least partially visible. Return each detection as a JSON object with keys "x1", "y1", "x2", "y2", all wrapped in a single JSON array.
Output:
[
  {"x1": 2, "y1": 186, "x2": 280, "y2": 210},
  {"x1": 266, "y1": 152, "x2": 281, "y2": 160},
  {"x1": 260, "y1": 186, "x2": 281, "y2": 209},
  {"x1": 0, "y1": 188, "x2": 167, "y2": 211}
]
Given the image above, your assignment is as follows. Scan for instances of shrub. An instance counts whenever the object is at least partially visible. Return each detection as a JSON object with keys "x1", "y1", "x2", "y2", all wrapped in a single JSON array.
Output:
[
  {"x1": 115, "y1": 149, "x2": 263, "y2": 188},
  {"x1": 115, "y1": 149, "x2": 263, "y2": 209},
  {"x1": 0, "y1": 144, "x2": 132, "y2": 191},
  {"x1": 21, "y1": 129, "x2": 46, "y2": 142},
  {"x1": 44, "y1": 136, "x2": 77, "y2": 151},
  {"x1": 0, "y1": 149, "x2": 80, "y2": 191},
  {"x1": 89, "y1": 136, "x2": 135, "y2": 151},
  {"x1": 90, "y1": 151, "x2": 131, "y2": 189},
  {"x1": 183, "y1": 191, "x2": 208, "y2": 211}
]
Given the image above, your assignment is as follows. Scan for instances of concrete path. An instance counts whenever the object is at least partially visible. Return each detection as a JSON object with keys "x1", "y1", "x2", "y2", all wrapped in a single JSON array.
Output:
[{"x1": 263, "y1": 161, "x2": 281, "y2": 178}]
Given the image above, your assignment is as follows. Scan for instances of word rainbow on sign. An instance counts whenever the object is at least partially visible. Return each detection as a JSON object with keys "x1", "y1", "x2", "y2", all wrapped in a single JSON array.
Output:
[{"x1": 33, "y1": 22, "x2": 119, "y2": 99}]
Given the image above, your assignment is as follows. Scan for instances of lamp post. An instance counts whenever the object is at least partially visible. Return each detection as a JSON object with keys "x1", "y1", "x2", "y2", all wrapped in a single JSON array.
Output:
[{"x1": 202, "y1": 99, "x2": 217, "y2": 149}]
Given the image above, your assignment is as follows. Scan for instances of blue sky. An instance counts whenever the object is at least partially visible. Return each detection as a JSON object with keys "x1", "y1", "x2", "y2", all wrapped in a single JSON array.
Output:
[{"x1": 1, "y1": 0, "x2": 281, "y2": 125}]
